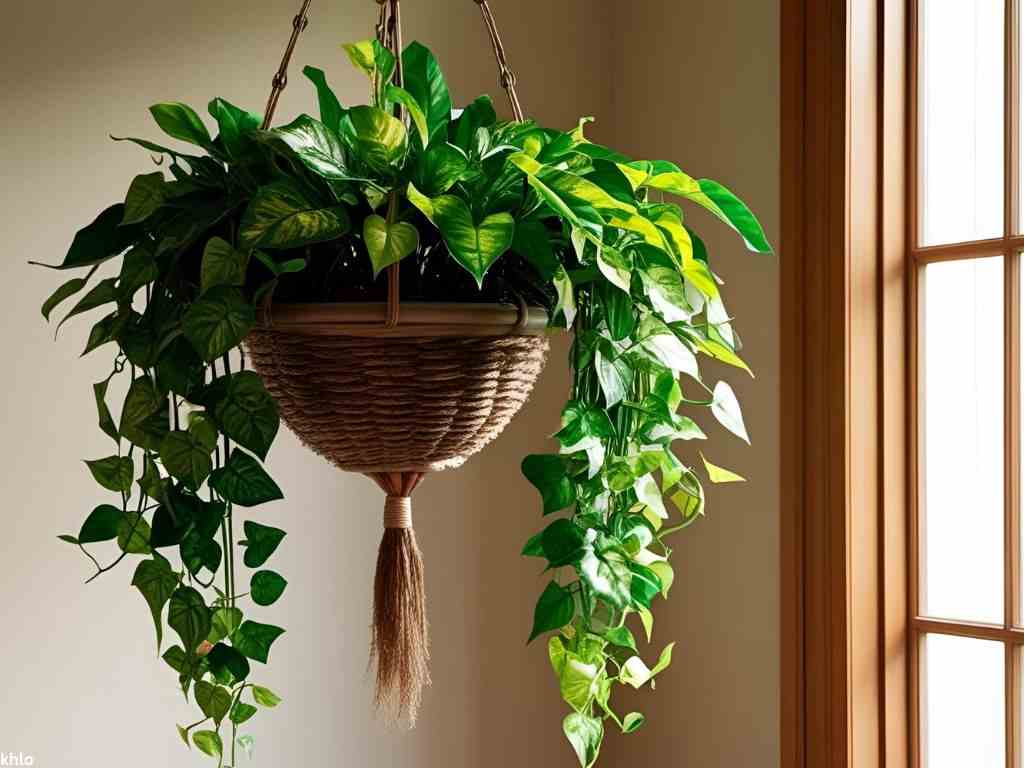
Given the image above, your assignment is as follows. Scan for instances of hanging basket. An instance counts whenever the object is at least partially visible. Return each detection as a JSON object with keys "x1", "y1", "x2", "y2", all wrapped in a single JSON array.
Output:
[
  {"x1": 246, "y1": 302, "x2": 550, "y2": 473},
  {"x1": 246, "y1": 300, "x2": 549, "y2": 722},
  {"x1": 246, "y1": 0, "x2": 541, "y2": 725}
]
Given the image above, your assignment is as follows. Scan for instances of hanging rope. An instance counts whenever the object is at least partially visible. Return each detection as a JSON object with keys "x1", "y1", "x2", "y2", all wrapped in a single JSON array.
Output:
[
  {"x1": 261, "y1": 0, "x2": 314, "y2": 128},
  {"x1": 472, "y1": 0, "x2": 524, "y2": 121}
]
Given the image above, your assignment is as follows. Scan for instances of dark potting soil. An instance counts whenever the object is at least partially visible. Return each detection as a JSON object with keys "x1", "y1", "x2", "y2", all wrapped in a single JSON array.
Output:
[{"x1": 269, "y1": 227, "x2": 557, "y2": 310}]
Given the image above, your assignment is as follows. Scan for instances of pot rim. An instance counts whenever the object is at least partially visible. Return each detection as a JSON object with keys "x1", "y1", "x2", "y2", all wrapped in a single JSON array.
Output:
[{"x1": 255, "y1": 300, "x2": 551, "y2": 338}]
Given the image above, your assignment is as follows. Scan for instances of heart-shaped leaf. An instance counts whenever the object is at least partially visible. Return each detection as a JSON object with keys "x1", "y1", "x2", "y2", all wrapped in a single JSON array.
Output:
[
  {"x1": 362, "y1": 215, "x2": 419, "y2": 276},
  {"x1": 239, "y1": 180, "x2": 351, "y2": 250},
  {"x1": 183, "y1": 286, "x2": 256, "y2": 362},
  {"x1": 200, "y1": 237, "x2": 249, "y2": 295},
  {"x1": 338, "y1": 106, "x2": 407, "y2": 174},
  {"x1": 209, "y1": 450, "x2": 283, "y2": 508},
  {"x1": 711, "y1": 380, "x2": 750, "y2": 443},
  {"x1": 424, "y1": 195, "x2": 514, "y2": 287}
]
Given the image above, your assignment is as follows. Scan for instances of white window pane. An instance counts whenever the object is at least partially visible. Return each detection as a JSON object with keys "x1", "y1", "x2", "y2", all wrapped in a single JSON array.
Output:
[
  {"x1": 922, "y1": 258, "x2": 1003, "y2": 623},
  {"x1": 923, "y1": 634, "x2": 1004, "y2": 768},
  {"x1": 920, "y1": 0, "x2": 1004, "y2": 245}
]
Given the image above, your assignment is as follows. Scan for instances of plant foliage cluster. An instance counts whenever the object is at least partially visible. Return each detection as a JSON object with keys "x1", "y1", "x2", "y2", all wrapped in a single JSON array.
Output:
[{"x1": 39, "y1": 37, "x2": 770, "y2": 767}]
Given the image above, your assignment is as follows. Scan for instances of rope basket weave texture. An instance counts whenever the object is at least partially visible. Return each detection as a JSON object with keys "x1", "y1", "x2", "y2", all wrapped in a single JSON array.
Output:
[{"x1": 246, "y1": 322, "x2": 550, "y2": 474}]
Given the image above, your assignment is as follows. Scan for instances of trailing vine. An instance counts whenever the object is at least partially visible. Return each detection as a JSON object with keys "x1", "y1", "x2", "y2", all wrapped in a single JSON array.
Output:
[{"x1": 38, "y1": 36, "x2": 769, "y2": 767}]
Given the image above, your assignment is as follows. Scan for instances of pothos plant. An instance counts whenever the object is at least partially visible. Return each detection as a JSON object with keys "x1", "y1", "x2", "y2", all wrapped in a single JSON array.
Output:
[{"x1": 37, "y1": 36, "x2": 769, "y2": 768}]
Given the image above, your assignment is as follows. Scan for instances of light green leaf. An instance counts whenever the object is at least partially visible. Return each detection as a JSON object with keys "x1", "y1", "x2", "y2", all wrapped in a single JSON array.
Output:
[
  {"x1": 633, "y1": 474, "x2": 667, "y2": 520},
  {"x1": 636, "y1": 315, "x2": 698, "y2": 378},
  {"x1": 200, "y1": 237, "x2": 249, "y2": 295},
  {"x1": 191, "y1": 730, "x2": 222, "y2": 758},
  {"x1": 339, "y1": 105, "x2": 408, "y2": 174},
  {"x1": 239, "y1": 179, "x2": 351, "y2": 250},
  {"x1": 415, "y1": 142, "x2": 469, "y2": 196},
  {"x1": 638, "y1": 606, "x2": 654, "y2": 642},
  {"x1": 427, "y1": 195, "x2": 514, "y2": 287},
  {"x1": 251, "y1": 685, "x2": 282, "y2": 707},
  {"x1": 261, "y1": 114, "x2": 353, "y2": 182},
  {"x1": 649, "y1": 561, "x2": 674, "y2": 598},
  {"x1": 507, "y1": 153, "x2": 604, "y2": 239},
  {"x1": 563, "y1": 712, "x2": 603, "y2": 768},
  {"x1": 596, "y1": 345, "x2": 632, "y2": 409},
  {"x1": 385, "y1": 85, "x2": 429, "y2": 147},
  {"x1": 622, "y1": 712, "x2": 646, "y2": 734},
  {"x1": 701, "y1": 453, "x2": 747, "y2": 483},
  {"x1": 122, "y1": 172, "x2": 166, "y2": 225},
  {"x1": 230, "y1": 701, "x2": 258, "y2": 725},
  {"x1": 596, "y1": 243, "x2": 632, "y2": 293},
  {"x1": 208, "y1": 607, "x2": 243, "y2": 644},
  {"x1": 149, "y1": 102, "x2": 213, "y2": 150},
  {"x1": 711, "y1": 380, "x2": 750, "y2": 443},
  {"x1": 342, "y1": 39, "x2": 395, "y2": 86},
  {"x1": 363, "y1": 214, "x2": 419, "y2": 276},
  {"x1": 183, "y1": 286, "x2": 255, "y2": 362}
]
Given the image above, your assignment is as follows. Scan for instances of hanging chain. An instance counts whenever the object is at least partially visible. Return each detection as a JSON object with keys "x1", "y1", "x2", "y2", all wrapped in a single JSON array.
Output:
[
  {"x1": 377, "y1": 0, "x2": 404, "y2": 328},
  {"x1": 261, "y1": 0, "x2": 314, "y2": 128},
  {"x1": 473, "y1": 0, "x2": 524, "y2": 121}
]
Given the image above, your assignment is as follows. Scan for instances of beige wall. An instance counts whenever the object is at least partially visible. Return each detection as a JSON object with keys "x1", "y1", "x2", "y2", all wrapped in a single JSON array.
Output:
[
  {"x1": 604, "y1": 2, "x2": 781, "y2": 766},
  {"x1": 0, "y1": 1, "x2": 777, "y2": 766}
]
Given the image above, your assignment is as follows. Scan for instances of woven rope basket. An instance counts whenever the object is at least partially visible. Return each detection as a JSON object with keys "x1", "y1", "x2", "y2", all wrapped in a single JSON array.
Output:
[{"x1": 246, "y1": 301, "x2": 550, "y2": 473}]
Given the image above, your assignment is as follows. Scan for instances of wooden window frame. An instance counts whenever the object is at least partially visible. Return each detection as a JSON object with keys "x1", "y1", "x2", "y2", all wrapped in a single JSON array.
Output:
[
  {"x1": 907, "y1": 0, "x2": 1023, "y2": 766},
  {"x1": 781, "y1": 0, "x2": 909, "y2": 765}
]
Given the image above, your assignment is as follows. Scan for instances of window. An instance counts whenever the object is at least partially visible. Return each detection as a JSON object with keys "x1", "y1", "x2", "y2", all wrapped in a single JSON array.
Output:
[{"x1": 912, "y1": 1, "x2": 1022, "y2": 766}]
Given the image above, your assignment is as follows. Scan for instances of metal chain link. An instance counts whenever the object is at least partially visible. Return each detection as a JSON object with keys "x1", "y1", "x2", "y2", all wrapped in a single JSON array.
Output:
[
  {"x1": 473, "y1": 0, "x2": 525, "y2": 121},
  {"x1": 261, "y1": 0, "x2": 314, "y2": 129}
]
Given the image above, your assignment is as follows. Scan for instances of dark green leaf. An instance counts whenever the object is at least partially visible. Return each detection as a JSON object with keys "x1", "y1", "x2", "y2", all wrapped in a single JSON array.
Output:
[
  {"x1": 168, "y1": 586, "x2": 211, "y2": 655},
  {"x1": 155, "y1": 337, "x2": 205, "y2": 395},
  {"x1": 159, "y1": 430, "x2": 215, "y2": 491},
  {"x1": 56, "y1": 277, "x2": 119, "y2": 332},
  {"x1": 210, "y1": 450, "x2": 283, "y2": 507},
  {"x1": 132, "y1": 556, "x2": 178, "y2": 651},
  {"x1": 512, "y1": 219, "x2": 559, "y2": 281},
  {"x1": 30, "y1": 204, "x2": 141, "y2": 270},
  {"x1": 401, "y1": 42, "x2": 452, "y2": 145},
  {"x1": 183, "y1": 286, "x2": 255, "y2": 362},
  {"x1": 251, "y1": 570, "x2": 288, "y2": 606},
  {"x1": 302, "y1": 66, "x2": 345, "y2": 130},
  {"x1": 261, "y1": 114, "x2": 354, "y2": 182},
  {"x1": 522, "y1": 531, "x2": 544, "y2": 557},
  {"x1": 41, "y1": 275, "x2": 90, "y2": 321},
  {"x1": 230, "y1": 701, "x2": 258, "y2": 725},
  {"x1": 414, "y1": 142, "x2": 469, "y2": 196},
  {"x1": 529, "y1": 580, "x2": 575, "y2": 643},
  {"x1": 149, "y1": 102, "x2": 213, "y2": 150},
  {"x1": 522, "y1": 455, "x2": 576, "y2": 515},
  {"x1": 120, "y1": 376, "x2": 168, "y2": 450},
  {"x1": 628, "y1": 561, "x2": 662, "y2": 609},
  {"x1": 117, "y1": 512, "x2": 151, "y2": 554},
  {"x1": 208, "y1": 372, "x2": 279, "y2": 460},
  {"x1": 239, "y1": 179, "x2": 351, "y2": 250},
  {"x1": 180, "y1": 529, "x2": 221, "y2": 575},
  {"x1": 208, "y1": 607, "x2": 244, "y2": 644},
  {"x1": 78, "y1": 504, "x2": 122, "y2": 544},
  {"x1": 208, "y1": 97, "x2": 261, "y2": 159},
  {"x1": 233, "y1": 621, "x2": 285, "y2": 664},
  {"x1": 452, "y1": 95, "x2": 497, "y2": 151},
  {"x1": 57, "y1": 534, "x2": 79, "y2": 544},
  {"x1": 207, "y1": 642, "x2": 251, "y2": 685},
  {"x1": 122, "y1": 172, "x2": 166, "y2": 225},
  {"x1": 84, "y1": 455, "x2": 133, "y2": 493},
  {"x1": 541, "y1": 518, "x2": 586, "y2": 567},
  {"x1": 195, "y1": 680, "x2": 233, "y2": 725},
  {"x1": 200, "y1": 237, "x2": 249, "y2": 295},
  {"x1": 240, "y1": 521, "x2": 286, "y2": 568},
  {"x1": 117, "y1": 246, "x2": 158, "y2": 300}
]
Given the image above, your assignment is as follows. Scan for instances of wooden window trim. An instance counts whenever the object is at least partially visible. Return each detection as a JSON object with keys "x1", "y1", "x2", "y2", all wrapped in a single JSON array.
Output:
[{"x1": 780, "y1": 0, "x2": 909, "y2": 766}]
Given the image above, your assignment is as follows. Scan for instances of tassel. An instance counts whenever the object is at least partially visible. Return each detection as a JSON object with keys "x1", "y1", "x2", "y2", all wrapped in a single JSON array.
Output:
[{"x1": 367, "y1": 473, "x2": 430, "y2": 724}]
